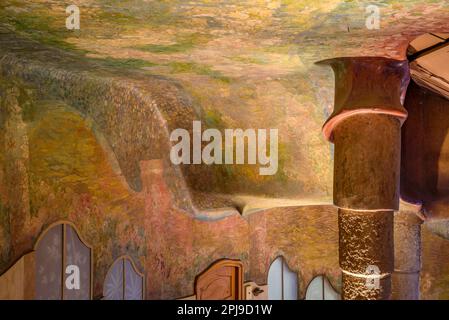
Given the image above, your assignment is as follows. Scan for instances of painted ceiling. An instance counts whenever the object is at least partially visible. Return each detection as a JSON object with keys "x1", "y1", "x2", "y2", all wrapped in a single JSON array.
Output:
[{"x1": 1, "y1": 0, "x2": 449, "y2": 206}]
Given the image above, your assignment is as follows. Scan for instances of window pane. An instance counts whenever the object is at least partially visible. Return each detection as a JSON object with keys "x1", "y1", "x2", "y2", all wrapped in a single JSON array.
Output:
[
  {"x1": 103, "y1": 259, "x2": 124, "y2": 300},
  {"x1": 124, "y1": 259, "x2": 143, "y2": 300},
  {"x1": 323, "y1": 277, "x2": 340, "y2": 300},
  {"x1": 282, "y1": 261, "x2": 298, "y2": 300},
  {"x1": 306, "y1": 276, "x2": 324, "y2": 300},
  {"x1": 267, "y1": 257, "x2": 283, "y2": 300},
  {"x1": 35, "y1": 225, "x2": 63, "y2": 300},
  {"x1": 64, "y1": 225, "x2": 91, "y2": 300}
]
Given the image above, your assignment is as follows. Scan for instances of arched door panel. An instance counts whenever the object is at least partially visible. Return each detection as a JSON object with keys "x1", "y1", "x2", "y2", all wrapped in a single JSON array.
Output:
[
  {"x1": 305, "y1": 275, "x2": 340, "y2": 300},
  {"x1": 195, "y1": 259, "x2": 243, "y2": 300},
  {"x1": 103, "y1": 256, "x2": 144, "y2": 300},
  {"x1": 64, "y1": 225, "x2": 91, "y2": 299},
  {"x1": 35, "y1": 224, "x2": 63, "y2": 300},
  {"x1": 124, "y1": 259, "x2": 144, "y2": 300},
  {"x1": 267, "y1": 256, "x2": 298, "y2": 300},
  {"x1": 35, "y1": 222, "x2": 92, "y2": 300}
]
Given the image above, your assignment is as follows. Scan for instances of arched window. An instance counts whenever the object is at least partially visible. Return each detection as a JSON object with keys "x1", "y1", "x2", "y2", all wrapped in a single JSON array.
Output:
[
  {"x1": 34, "y1": 222, "x2": 92, "y2": 300},
  {"x1": 305, "y1": 275, "x2": 340, "y2": 300},
  {"x1": 267, "y1": 256, "x2": 298, "y2": 300},
  {"x1": 103, "y1": 256, "x2": 145, "y2": 300}
]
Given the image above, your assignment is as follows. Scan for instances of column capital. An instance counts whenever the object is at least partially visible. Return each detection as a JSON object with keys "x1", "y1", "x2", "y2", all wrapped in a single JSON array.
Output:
[{"x1": 316, "y1": 57, "x2": 410, "y2": 142}]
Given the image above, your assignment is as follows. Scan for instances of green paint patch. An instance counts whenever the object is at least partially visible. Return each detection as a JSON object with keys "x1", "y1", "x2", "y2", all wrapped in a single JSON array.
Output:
[
  {"x1": 262, "y1": 44, "x2": 296, "y2": 55},
  {"x1": 20, "y1": 97, "x2": 36, "y2": 123},
  {"x1": 230, "y1": 55, "x2": 267, "y2": 65},
  {"x1": 133, "y1": 33, "x2": 211, "y2": 54},
  {"x1": 89, "y1": 57, "x2": 158, "y2": 69},
  {"x1": 275, "y1": 142, "x2": 289, "y2": 183},
  {"x1": 96, "y1": 0, "x2": 183, "y2": 28},
  {"x1": 0, "y1": 201, "x2": 10, "y2": 238},
  {"x1": 203, "y1": 109, "x2": 225, "y2": 129},
  {"x1": 96, "y1": 10, "x2": 140, "y2": 26},
  {"x1": 1, "y1": 7, "x2": 80, "y2": 52},
  {"x1": 168, "y1": 62, "x2": 230, "y2": 83},
  {"x1": 133, "y1": 43, "x2": 190, "y2": 54}
]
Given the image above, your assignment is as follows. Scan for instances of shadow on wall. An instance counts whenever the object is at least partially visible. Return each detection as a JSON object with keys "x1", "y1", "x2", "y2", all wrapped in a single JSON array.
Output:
[
  {"x1": 402, "y1": 33, "x2": 449, "y2": 215},
  {"x1": 401, "y1": 81, "x2": 449, "y2": 211}
]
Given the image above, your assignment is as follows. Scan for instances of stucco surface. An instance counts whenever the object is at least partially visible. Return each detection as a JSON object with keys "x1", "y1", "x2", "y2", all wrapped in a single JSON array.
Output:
[{"x1": 1, "y1": 0, "x2": 449, "y2": 300}]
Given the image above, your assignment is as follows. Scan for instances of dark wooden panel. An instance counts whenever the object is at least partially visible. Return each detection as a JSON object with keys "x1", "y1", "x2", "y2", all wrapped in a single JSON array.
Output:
[{"x1": 195, "y1": 260, "x2": 243, "y2": 300}]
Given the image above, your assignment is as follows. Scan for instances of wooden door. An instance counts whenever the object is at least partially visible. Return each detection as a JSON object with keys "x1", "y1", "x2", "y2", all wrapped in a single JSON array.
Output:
[{"x1": 195, "y1": 260, "x2": 243, "y2": 300}]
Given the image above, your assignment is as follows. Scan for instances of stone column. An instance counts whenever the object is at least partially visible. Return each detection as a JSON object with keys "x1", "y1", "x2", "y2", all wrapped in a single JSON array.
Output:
[
  {"x1": 317, "y1": 57, "x2": 410, "y2": 299},
  {"x1": 392, "y1": 200, "x2": 423, "y2": 300}
]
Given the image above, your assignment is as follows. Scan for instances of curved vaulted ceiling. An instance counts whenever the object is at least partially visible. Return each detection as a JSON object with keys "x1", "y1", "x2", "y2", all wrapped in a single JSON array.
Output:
[{"x1": 1, "y1": 1, "x2": 448, "y2": 211}]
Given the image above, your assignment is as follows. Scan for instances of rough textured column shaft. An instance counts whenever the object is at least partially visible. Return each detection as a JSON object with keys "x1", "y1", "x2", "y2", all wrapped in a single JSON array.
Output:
[
  {"x1": 317, "y1": 57, "x2": 410, "y2": 300},
  {"x1": 392, "y1": 204, "x2": 422, "y2": 300},
  {"x1": 334, "y1": 115, "x2": 399, "y2": 299}
]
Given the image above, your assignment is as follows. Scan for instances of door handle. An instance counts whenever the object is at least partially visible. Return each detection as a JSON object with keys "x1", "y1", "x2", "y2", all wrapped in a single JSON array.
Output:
[{"x1": 252, "y1": 287, "x2": 264, "y2": 296}]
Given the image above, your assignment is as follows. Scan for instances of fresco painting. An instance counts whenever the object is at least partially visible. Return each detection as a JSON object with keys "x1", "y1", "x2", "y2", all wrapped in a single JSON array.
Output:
[{"x1": 0, "y1": 0, "x2": 449, "y2": 303}]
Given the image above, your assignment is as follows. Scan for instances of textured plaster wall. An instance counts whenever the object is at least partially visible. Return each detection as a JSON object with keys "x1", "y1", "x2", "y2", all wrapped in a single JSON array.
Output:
[
  {"x1": 421, "y1": 224, "x2": 449, "y2": 300},
  {"x1": 3, "y1": 62, "x2": 449, "y2": 300},
  {"x1": 247, "y1": 205, "x2": 340, "y2": 298},
  {"x1": 1, "y1": 0, "x2": 449, "y2": 300},
  {"x1": 102, "y1": 152, "x2": 341, "y2": 299},
  {"x1": 0, "y1": 84, "x2": 340, "y2": 299}
]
